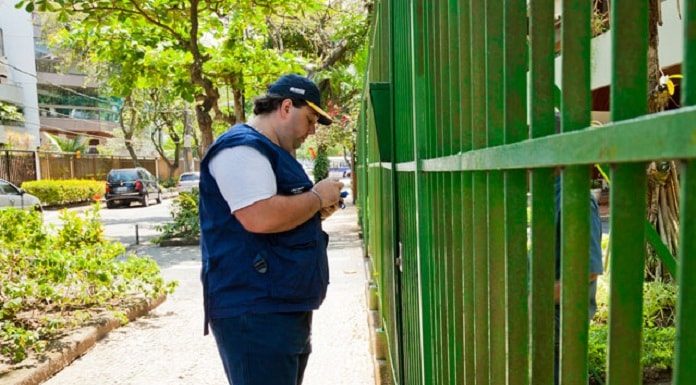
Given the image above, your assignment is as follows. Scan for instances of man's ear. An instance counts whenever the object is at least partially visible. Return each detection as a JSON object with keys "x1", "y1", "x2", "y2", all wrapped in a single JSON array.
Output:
[{"x1": 279, "y1": 99, "x2": 293, "y2": 119}]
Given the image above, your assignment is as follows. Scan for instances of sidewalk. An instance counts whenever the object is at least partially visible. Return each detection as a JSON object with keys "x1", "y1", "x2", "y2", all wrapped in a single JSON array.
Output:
[{"x1": 42, "y1": 204, "x2": 374, "y2": 385}]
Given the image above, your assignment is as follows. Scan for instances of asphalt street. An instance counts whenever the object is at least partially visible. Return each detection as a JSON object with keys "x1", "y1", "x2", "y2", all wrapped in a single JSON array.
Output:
[{"x1": 43, "y1": 199, "x2": 174, "y2": 247}]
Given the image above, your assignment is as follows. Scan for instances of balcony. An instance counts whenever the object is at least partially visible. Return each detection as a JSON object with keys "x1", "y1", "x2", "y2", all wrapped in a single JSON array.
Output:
[
  {"x1": 39, "y1": 104, "x2": 118, "y2": 137},
  {"x1": 36, "y1": 72, "x2": 98, "y2": 89},
  {"x1": 0, "y1": 82, "x2": 24, "y2": 105}
]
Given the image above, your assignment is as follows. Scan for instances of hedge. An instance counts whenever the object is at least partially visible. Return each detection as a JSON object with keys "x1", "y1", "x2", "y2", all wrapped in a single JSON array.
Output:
[{"x1": 21, "y1": 179, "x2": 105, "y2": 206}]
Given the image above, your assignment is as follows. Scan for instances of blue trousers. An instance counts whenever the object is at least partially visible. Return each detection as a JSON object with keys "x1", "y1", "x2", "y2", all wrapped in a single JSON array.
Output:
[{"x1": 210, "y1": 312, "x2": 313, "y2": 385}]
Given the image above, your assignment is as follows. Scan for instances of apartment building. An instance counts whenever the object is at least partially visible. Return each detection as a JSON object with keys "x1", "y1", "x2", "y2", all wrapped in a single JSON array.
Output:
[
  {"x1": 34, "y1": 18, "x2": 118, "y2": 154},
  {"x1": 0, "y1": 1, "x2": 41, "y2": 149}
]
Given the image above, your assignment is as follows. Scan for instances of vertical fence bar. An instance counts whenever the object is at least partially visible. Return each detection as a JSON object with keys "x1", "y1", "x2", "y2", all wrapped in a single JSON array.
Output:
[
  {"x1": 674, "y1": 1, "x2": 696, "y2": 383},
  {"x1": 674, "y1": 159, "x2": 696, "y2": 385},
  {"x1": 460, "y1": 1, "x2": 476, "y2": 383},
  {"x1": 560, "y1": 1, "x2": 592, "y2": 384},
  {"x1": 529, "y1": 0, "x2": 557, "y2": 383},
  {"x1": 391, "y1": 1, "x2": 410, "y2": 382},
  {"x1": 503, "y1": 0, "x2": 529, "y2": 384},
  {"x1": 397, "y1": 1, "x2": 422, "y2": 382},
  {"x1": 432, "y1": 2, "x2": 446, "y2": 382},
  {"x1": 471, "y1": 0, "x2": 490, "y2": 383},
  {"x1": 3, "y1": 150, "x2": 10, "y2": 181},
  {"x1": 425, "y1": 1, "x2": 439, "y2": 381},
  {"x1": 447, "y1": 1, "x2": 464, "y2": 383},
  {"x1": 606, "y1": 1, "x2": 648, "y2": 385},
  {"x1": 484, "y1": 0, "x2": 506, "y2": 383},
  {"x1": 411, "y1": 0, "x2": 434, "y2": 383},
  {"x1": 385, "y1": 2, "x2": 404, "y2": 380}
]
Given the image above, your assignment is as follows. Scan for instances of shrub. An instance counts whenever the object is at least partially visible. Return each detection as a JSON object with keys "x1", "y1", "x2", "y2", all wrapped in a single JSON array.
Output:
[
  {"x1": 588, "y1": 324, "x2": 676, "y2": 384},
  {"x1": 159, "y1": 177, "x2": 177, "y2": 189},
  {"x1": 155, "y1": 190, "x2": 200, "y2": 243},
  {"x1": 589, "y1": 278, "x2": 677, "y2": 383},
  {"x1": 313, "y1": 146, "x2": 329, "y2": 181},
  {"x1": 21, "y1": 179, "x2": 105, "y2": 206},
  {"x1": 0, "y1": 205, "x2": 176, "y2": 365}
]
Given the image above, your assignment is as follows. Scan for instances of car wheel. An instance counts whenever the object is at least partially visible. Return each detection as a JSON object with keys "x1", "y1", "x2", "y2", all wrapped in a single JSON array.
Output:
[
  {"x1": 106, "y1": 200, "x2": 116, "y2": 209},
  {"x1": 141, "y1": 194, "x2": 150, "y2": 207},
  {"x1": 156, "y1": 191, "x2": 162, "y2": 204}
]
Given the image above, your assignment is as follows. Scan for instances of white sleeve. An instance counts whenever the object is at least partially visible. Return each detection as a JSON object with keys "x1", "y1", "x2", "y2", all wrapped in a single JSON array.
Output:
[{"x1": 208, "y1": 146, "x2": 277, "y2": 213}]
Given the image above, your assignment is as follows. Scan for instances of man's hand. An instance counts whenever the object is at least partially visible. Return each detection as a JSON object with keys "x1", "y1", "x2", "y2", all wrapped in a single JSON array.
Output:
[
  {"x1": 320, "y1": 204, "x2": 339, "y2": 220},
  {"x1": 313, "y1": 179, "x2": 343, "y2": 208}
]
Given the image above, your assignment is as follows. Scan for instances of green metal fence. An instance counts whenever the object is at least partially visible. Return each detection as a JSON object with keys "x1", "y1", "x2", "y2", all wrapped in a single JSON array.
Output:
[{"x1": 357, "y1": 1, "x2": 696, "y2": 384}]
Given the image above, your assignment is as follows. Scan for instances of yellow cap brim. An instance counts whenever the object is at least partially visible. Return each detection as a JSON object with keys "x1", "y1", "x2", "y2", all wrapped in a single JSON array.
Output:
[{"x1": 306, "y1": 100, "x2": 333, "y2": 125}]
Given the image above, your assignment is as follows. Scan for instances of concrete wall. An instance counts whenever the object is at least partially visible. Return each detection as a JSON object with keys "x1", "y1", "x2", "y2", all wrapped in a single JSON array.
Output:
[{"x1": 0, "y1": 2, "x2": 40, "y2": 149}]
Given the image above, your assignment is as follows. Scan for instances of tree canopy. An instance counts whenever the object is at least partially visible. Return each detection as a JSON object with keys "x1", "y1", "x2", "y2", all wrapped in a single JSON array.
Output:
[{"x1": 20, "y1": 0, "x2": 372, "y2": 158}]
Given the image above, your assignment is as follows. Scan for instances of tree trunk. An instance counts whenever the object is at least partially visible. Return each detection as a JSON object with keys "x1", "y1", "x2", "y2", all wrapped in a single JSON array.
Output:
[
  {"x1": 188, "y1": 0, "x2": 219, "y2": 153},
  {"x1": 646, "y1": 0, "x2": 680, "y2": 281},
  {"x1": 150, "y1": 128, "x2": 180, "y2": 178},
  {"x1": 124, "y1": 134, "x2": 141, "y2": 167},
  {"x1": 194, "y1": 102, "x2": 215, "y2": 153},
  {"x1": 232, "y1": 88, "x2": 246, "y2": 123},
  {"x1": 119, "y1": 95, "x2": 141, "y2": 167}
]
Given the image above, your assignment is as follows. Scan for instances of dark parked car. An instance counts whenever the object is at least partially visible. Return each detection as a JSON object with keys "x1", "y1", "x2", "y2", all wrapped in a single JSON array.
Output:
[{"x1": 105, "y1": 168, "x2": 161, "y2": 208}]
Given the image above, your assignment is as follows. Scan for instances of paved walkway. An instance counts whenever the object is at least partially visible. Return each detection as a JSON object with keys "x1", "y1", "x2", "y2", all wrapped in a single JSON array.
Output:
[{"x1": 43, "y1": 205, "x2": 374, "y2": 385}]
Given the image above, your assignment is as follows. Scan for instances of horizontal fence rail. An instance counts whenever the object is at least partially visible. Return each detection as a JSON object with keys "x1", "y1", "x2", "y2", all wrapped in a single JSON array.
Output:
[{"x1": 357, "y1": 1, "x2": 696, "y2": 385}]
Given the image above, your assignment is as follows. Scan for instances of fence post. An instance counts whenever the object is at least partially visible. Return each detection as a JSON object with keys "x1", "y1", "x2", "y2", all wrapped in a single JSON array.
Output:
[
  {"x1": 44, "y1": 153, "x2": 50, "y2": 179},
  {"x1": 70, "y1": 155, "x2": 74, "y2": 178},
  {"x1": 4, "y1": 150, "x2": 10, "y2": 181},
  {"x1": 34, "y1": 151, "x2": 41, "y2": 180}
]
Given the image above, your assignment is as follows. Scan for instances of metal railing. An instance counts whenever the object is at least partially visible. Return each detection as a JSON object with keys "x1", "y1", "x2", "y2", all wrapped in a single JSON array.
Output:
[{"x1": 357, "y1": 1, "x2": 696, "y2": 385}]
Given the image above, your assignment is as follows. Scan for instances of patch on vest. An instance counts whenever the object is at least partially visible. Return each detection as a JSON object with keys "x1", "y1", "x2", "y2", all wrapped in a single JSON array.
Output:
[
  {"x1": 253, "y1": 253, "x2": 268, "y2": 274},
  {"x1": 290, "y1": 187, "x2": 305, "y2": 194}
]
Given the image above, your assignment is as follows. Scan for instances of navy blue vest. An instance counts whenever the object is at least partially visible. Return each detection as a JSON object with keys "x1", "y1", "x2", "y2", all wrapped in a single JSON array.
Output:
[{"x1": 199, "y1": 124, "x2": 329, "y2": 333}]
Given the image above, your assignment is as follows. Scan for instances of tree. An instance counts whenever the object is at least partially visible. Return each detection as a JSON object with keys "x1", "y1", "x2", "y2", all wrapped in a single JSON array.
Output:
[
  {"x1": 269, "y1": 0, "x2": 372, "y2": 172},
  {"x1": 313, "y1": 145, "x2": 329, "y2": 181},
  {"x1": 119, "y1": 94, "x2": 144, "y2": 165},
  {"x1": 142, "y1": 89, "x2": 189, "y2": 177},
  {"x1": 21, "y1": 0, "x2": 316, "y2": 152},
  {"x1": 646, "y1": 0, "x2": 681, "y2": 280}
]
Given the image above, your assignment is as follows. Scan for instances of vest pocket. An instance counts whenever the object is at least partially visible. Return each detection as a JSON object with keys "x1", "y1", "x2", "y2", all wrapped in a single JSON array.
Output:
[{"x1": 267, "y1": 238, "x2": 324, "y2": 301}]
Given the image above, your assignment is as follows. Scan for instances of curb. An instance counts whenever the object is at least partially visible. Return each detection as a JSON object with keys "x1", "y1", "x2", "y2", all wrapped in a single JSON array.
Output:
[
  {"x1": 1, "y1": 294, "x2": 167, "y2": 385},
  {"x1": 363, "y1": 255, "x2": 394, "y2": 385}
]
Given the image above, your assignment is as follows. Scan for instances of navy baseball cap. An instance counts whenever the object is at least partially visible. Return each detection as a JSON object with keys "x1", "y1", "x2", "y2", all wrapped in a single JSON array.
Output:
[{"x1": 267, "y1": 74, "x2": 333, "y2": 125}]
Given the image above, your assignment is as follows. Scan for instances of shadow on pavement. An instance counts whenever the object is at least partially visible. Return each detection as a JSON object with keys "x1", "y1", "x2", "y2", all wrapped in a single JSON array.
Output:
[{"x1": 130, "y1": 245, "x2": 200, "y2": 269}]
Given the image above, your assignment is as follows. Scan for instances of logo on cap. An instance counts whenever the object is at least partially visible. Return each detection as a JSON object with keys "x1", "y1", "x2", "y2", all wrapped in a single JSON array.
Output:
[{"x1": 289, "y1": 87, "x2": 306, "y2": 95}]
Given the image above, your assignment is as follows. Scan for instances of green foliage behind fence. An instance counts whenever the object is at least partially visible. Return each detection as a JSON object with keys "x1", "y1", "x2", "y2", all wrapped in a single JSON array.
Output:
[{"x1": 21, "y1": 179, "x2": 104, "y2": 206}]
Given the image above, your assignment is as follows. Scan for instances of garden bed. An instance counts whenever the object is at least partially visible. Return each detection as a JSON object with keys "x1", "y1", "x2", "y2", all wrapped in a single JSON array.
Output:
[{"x1": 0, "y1": 205, "x2": 177, "y2": 377}]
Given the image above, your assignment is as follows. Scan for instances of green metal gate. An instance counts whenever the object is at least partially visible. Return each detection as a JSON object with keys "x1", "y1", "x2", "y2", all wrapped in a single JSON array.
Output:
[{"x1": 357, "y1": 0, "x2": 696, "y2": 384}]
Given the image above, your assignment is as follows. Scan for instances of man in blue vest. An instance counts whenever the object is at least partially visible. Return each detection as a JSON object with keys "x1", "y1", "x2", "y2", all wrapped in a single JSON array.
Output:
[{"x1": 199, "y1": 74, "x2": 344, "y2": 385}]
